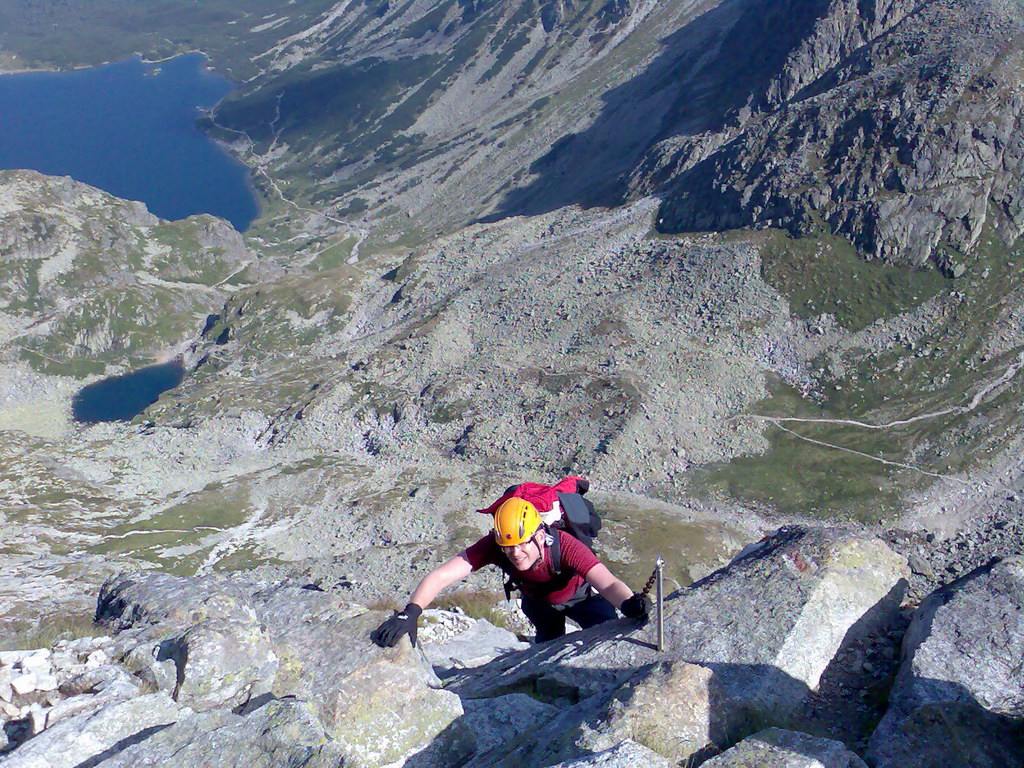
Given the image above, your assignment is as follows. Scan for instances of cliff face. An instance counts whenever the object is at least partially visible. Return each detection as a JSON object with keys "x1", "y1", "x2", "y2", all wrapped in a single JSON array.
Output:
[
  {"x1": 643, "y1": 0, "x2": 1024, "y2": 268},
  {"x1": 178, "y1": 0, "x2": 1024, "y2": 273}
]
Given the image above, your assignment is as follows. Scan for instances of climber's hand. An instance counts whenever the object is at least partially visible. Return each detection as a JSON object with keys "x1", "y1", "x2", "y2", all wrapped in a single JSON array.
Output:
[
  {"x1": 371, "y1": 603, "x2": 422, "y2": 647},
  {"x1": 619, "y1": 594, "x2": 650, "y2": 623}
]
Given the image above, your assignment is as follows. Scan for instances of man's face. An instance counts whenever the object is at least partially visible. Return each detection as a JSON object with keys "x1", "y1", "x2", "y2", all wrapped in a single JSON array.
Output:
[{"x1": 501, "y1": 530, "x2": 544, "y2": 571}]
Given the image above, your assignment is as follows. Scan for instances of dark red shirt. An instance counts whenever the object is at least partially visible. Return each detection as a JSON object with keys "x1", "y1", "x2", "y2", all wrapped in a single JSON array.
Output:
[{"x1": 463, "y1": 530, "x2": 600, "y2": 605}]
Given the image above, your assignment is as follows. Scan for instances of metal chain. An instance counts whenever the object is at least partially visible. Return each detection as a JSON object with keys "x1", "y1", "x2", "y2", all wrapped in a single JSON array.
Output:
[{"x1": 638, "y1": 563, "x2": 659, "y2": 600}]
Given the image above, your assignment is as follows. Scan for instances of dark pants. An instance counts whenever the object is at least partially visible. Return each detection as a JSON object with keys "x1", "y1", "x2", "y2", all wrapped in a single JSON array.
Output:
[{"x1": 520, "y1": 591, "x2": 618, "y2": 643}]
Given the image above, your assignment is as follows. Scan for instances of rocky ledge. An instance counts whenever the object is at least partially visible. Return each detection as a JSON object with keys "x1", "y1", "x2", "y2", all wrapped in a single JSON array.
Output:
[{"x1": 0, "y1": 527, "x2": 1020, "y2": 767}]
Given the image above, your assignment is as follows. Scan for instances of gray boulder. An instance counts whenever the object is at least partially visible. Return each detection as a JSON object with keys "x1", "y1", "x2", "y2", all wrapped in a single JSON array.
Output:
[
  {"x1": 169, "y1": 615, "x2": 279, "y2": 712},
  {"x1": 94, "y1": 698, "x2": 345, "y2": 768},
  {"x1": 867, "y1": 556, "x2": 1024, "y2": 768},
  {"x1": 0, "y1": 692, "x2": 181, "y2": 768},
  {"x1": 452, "y1": 527, "x2": 908, "y2": 766},
  {"x1": 99, "y1": 574, "x2": 279, "y2": 712},
  {"x1": 459, "y1": 694, "x2": 558, "y2": 755},
  {"x1": 419, "y1": 611, "x2": 528, "y2": 671},
  {"x1": 96, "y1": 573, "x2": 255, "y2": 634},
  {"x1": 702, "y1": 728, "x2": 868, "y2": 767},
  {"x1": 263, "y1": 604, "x2": 463, "y2": 766},
  {"x1": 94, "y1": 572, "x2": 464, "y2": 767},
  {"x1": 543, "y1": 740, "x2": 671, "y2": 767},
  {"x1": 399, "y1": 693, "x2": 556, "y2": 768}
]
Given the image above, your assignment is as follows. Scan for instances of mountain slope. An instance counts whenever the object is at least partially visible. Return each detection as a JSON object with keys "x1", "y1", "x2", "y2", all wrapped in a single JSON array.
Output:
[
  {"x1": 0, "y1": 170, "x2": 253, "y2": 377},
  {"x1": 645, "y1": 0, "x2": 1024, "y2": 269},
  {"x1": 2, "y1": 0, "x2": 1024, "y2": 529}
]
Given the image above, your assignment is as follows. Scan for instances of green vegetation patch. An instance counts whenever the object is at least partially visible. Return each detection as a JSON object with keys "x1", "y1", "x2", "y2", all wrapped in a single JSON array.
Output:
[
  {"x1": 89, "y1": 485, "x2": 252, "y2": 575},
  {"x1": 434, "y1": 588, "x2": 510, "y2": 630},
  {"x1": 694, "y1": 226, "x2": 1024, "y2": 520},
  {"x1": 693, "y1": 379, "x2": 910, "y2": 520},
  {"x1": 0, "y1": 612, "x2": 101, "y2": 652},
  {"x1": 761, "y1": 230, "x2": 951, "y2": 331}
]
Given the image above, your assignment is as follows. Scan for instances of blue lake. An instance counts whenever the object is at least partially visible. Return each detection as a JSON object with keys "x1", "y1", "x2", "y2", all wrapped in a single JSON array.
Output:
[
  {"x1": 72, "y1": 359, "x2": 186, "y2": 424},
  {"x1": 0, "y1": 53, "x2": 258, "y2": 231}
]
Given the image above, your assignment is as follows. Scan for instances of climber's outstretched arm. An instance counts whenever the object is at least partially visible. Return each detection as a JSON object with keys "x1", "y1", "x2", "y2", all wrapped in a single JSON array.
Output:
[
  {"x1": 409, "y1": 552, "x2": 474, "y2": 609},
  {"x1": 371, "y1": 552, "x2": 473, "y2": 648},
  {"x1": 585, "y1": 563, "x2": 634, "y2": 608}
]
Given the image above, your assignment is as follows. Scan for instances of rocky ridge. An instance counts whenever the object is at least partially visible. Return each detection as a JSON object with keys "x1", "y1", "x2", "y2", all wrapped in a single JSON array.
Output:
[
  {"x1": 0, "y1": 169, "x2": 254, "y2": 379},
  {"x1": 0, "y1": 526, "x2": 1020, "y2": 767},
  {"x1": 0, "y1": 2, "x2": 1023, "y2": 764},
  {"x1": 649, "y1": 0, "x2": 1024, "y2": 270}
]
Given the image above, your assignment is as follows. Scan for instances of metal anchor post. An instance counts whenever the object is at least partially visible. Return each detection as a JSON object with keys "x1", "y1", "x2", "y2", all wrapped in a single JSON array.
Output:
[{"x1": 655, "y1": 556, "x2": 665, "y2": 652}]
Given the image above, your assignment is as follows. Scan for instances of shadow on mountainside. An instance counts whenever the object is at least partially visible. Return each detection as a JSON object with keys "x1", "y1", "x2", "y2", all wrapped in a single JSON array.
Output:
[{"x1": 479, "y1": 0, "x2": 833, "y2": 223}]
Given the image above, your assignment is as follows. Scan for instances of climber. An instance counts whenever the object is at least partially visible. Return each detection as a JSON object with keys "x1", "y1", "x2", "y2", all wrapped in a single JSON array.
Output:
[{"x1": 371, "y1": 495, "x2": 649, "y2": 647}]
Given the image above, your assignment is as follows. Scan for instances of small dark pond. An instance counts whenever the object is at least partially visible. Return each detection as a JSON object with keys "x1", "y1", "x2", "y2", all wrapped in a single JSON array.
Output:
[
  {"x1": 0, "y1": 52, "x2": 258, "y2": 230},
  {"x1": 72, "y1": 359, "x2": 185, "y2": 424}
]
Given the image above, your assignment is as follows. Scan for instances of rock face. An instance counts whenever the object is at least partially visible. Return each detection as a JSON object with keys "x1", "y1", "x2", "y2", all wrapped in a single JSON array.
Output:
[
  {"x1": 703, "y1": 728, "x2": 868, "y2": 767},
  {"x1": 450, "y1": 527, "x2": 909, "y2": 766},
  {"x1": 94, "y1": 572, "x2": 465, "y2": 767},
  {"x1": 867, "y1": 555, "x2": 1024, "y2": 768},
  {"x1": 419, "y1": 610, "x2": 528, "y2": 671},
  {"x1": 544, "y1": 739, "x2": 672, "y2": 767},
  {"x1": 18, "y1": 528, "x2": 1024, "y2": 768},
  {"x1": 650, "y1": 0, "x2": 1024, "y2": 268},
  {"x1": 96, "y1": 699, "x2": 346, "y2": 768},
  {"x1": 1, "y1": 692, "x2": 182, "y2": 768}
]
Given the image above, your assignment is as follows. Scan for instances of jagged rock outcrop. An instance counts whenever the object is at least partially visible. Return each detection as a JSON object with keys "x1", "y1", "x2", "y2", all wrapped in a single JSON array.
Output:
[
  {"x1": 703, "y1": 728, "x2": 868, "y2": 767},
  {"x1": 648, "y1": 0, "x2": 1024, "y2": 268},
  {"x1": 449, "y1": 526, "x2": 909, "y2": 766},
  {"x1": 19, "y1": 527, "x2": 1024, "y2": 768},
  {"x1": 867, "y1": 555, "x2": 1024, "y2": 768},
  {"x1": 1, "y1": 692, "x2": 182, "y2": 768},
  {"x1": 94, "y1": 572, "x2": 465, "y2": 767},
  {"x1": 545, "y1": 740, "x2": 671, "y2": 767}
]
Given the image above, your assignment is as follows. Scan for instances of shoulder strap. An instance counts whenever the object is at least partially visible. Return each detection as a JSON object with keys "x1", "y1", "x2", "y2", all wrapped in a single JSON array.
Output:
[{"x1": 549, "y1": 528, "x2": 562, "y2": 575}]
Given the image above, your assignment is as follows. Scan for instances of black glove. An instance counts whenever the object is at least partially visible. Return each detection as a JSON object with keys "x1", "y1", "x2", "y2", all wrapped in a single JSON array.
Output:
[
  {"x1": 371, "y1": 603, "x2": 422, "y2": 647},
  {"x1": 620, "y1": 594, "x2": 650, "y2": 623}
]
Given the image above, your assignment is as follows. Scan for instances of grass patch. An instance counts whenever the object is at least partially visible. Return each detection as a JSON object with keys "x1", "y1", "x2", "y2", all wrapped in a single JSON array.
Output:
[
  {"x1": 0, "y1": 611, "x2": 101, "y2": 651},
  {"x1": 692, "y1": 378, "x2": 910, "y2": 520},
  {"x1": 693, "y1": 225, "x2": 1024, "y2": 519},
  {"x1": 367, "y1": 597, "x2": 401, "y2": 612},
  {"x1": 307, "y1": 235, "x2": 357, "y2": 272},
  {"x1": 761, "y1": 230, "x2": 951, "y2": 331},
  {"x1": 435, "y1": 588, "x2": 510, "y2": 630}
]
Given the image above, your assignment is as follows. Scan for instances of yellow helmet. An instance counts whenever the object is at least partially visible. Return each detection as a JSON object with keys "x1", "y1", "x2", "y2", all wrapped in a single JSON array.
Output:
[{"x1": 493, "y1": 498, "x2": 541, "y2": 546}]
